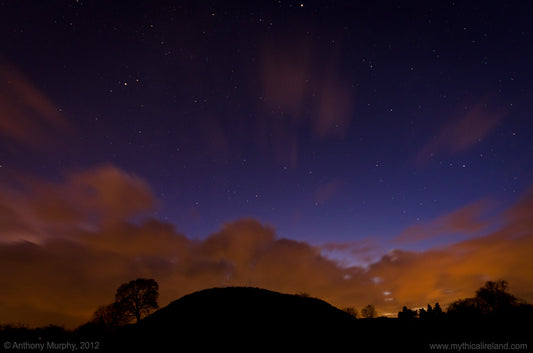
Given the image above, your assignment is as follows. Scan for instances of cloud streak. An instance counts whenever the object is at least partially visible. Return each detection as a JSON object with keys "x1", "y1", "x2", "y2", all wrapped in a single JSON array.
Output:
[
  {"x1": 256, "y1": 34, "x2": 354, "y2": 166},
  {"x1": 394, "y1": 199, "x2": 494, "y2": 244},
  {"x1": 0, "y1": 165, "x2": 532, "y2": 327},
  {"x1": 416, "y1": 100, "x2": 505, "y2": 163},
  {"x1": 314, "y1": 178, "x2": 344, "y2": 204},
  {"x1": 0, "y1": 59, "x2": 70, "y2": 148}
]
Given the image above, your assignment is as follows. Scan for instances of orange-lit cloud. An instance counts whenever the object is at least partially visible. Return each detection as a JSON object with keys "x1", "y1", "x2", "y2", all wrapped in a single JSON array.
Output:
[
  {"x1": 0, "y1": 59, "x2": 70, "y2": 148},
  {"x1": 320, "y1": 237, "x2": 384, "y2": 268},
  {"x1": 368, "y1": 187, "x2": 533, "y2": 311},
  {"x1": 0, "y1": 165, "x2": 154, "y2": 243},
  {"x1": 0, "y1": 165, "x2": 532, "y2": 328},
  {"x1": 416, "y1": 100, "x2": 505, "y2": 163},
  {"x1": 369, "y1": 227, "x2": 533, "y2": 312}
]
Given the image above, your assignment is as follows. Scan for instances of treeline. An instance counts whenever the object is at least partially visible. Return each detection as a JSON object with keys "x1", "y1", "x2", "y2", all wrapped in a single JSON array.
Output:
[
  {"x1": 0, "y1": 278, "x2": 161, "y2": 348},
  {"x1": 398, "y1": 280, "x2": 533, "y2": 320},
  {"x1": 1, "y1": 279, "x2": 532, "y2": 344}
]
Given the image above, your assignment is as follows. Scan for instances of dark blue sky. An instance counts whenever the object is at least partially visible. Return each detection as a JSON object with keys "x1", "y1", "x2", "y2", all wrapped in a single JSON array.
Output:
[
  {"x1": 1, "y1": 0, "x2": 531, "y2": 255},
  {"x1": 2, "y1": 1, "x2": 533, "y2": 328}
]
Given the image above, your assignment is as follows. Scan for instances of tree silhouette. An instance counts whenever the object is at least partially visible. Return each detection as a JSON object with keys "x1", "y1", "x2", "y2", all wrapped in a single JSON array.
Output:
[
  {"x1": 475, "y1": 280, "x2": 517, "y2": 313},
  {"x1": 115, "y1": 278, "x2": 159, "y2": 323},
  {"x1": 433, "y1": 302, "x2": 443, "y2": 316},
  {"x1": 417, "y1": 303, "x2": 443, "y2": 319},
  {"x1": 398, "y1": 306, "x2": 417, "y2": 319},
  {"x1": 342, "y1": 307, "x2": 358, "y2": 318},
  {"x1": 447, "y1": 297, "x2": 486, "y2": 317},
  {"x1": 426, "y1": 304, "x2": 433, "y2": 316},
  {"x1": 418, "y1": 307, "x2": 426, "y2": 318},
  {"x1": 447, "y1": 280, "x2": 528, "y2": 318},
  {"x1": 361, "y1": 304, "x2": 377, "y2": 318},
  {"x1": 92, "y1": 302, "x2": 129, "y2": 328}
]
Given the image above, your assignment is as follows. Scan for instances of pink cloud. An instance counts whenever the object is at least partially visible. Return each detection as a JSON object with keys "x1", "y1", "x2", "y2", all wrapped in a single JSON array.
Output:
[
  {"x1": 0, "y1": 59, "x2": 70, "y2": 148},
  {"x1": 416, "y1": 100, "x2": 505, "y2": 163},
  {"x1": 394, "y1": 198, "x2": 494, "y2": 244},
  {"x1": 314, "y1": 178, "x2": 344, "y2": 204},
  {"x1": 256, "y1": 35, "x2": 354, "y2": 166}
]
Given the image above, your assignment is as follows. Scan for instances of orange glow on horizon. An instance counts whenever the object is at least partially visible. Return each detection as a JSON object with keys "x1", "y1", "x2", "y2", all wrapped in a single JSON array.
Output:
[{"x1": 0, "y1": 165, "x2": 532, "y2": 328}]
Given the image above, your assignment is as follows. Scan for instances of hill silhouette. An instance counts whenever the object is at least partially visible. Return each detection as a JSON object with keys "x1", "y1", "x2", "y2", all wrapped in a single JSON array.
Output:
[
  {"x1": 102, "y1": 286, "x2": 532, "y2": 351},
  {"x1": 5, "y1": 285, "x2": 530, "y2": 351},
  {"x1": 113, "y1": 287, "x2": 357, "y2": 350}
]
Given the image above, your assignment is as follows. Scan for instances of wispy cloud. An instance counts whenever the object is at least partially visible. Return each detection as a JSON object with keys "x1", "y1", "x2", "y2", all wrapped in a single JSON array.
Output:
[
  {"x1": 256, "y1": 34, "x2": 354, "y2": 166},
  {"x1": 394, "y1": 199, "x2": 494, "y2": 244},
  {"x1": 320, "y1": 237, "x2": 384, "y2": 267},
  {"x1": 0, "y1": 59, "x2": 70, "y2": 148},
  {"x1": 416, "y1": 100, "x2": 505, "y2": 163},
  {"x1": 314, "y1": 178, "x2": 344, "y2": 204}
]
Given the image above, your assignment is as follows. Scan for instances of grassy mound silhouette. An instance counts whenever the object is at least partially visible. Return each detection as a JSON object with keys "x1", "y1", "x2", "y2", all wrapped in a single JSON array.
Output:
[{"x1": 115, "y1": 286, "x2": 356, "y2": 350}]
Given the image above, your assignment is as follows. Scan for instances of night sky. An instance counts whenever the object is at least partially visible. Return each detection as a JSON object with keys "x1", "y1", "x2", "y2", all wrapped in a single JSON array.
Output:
[{"x1": 1, "y1": 1, "x2": 532, "y2": 327}]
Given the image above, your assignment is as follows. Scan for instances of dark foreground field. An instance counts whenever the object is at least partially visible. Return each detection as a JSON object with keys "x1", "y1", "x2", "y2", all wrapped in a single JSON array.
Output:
[{"x1": 2, "y1": 287, "x2": 531, "y2": 352}]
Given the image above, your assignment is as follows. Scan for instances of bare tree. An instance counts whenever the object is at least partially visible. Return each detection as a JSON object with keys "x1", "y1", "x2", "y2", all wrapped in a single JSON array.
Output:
[
  {"x1": 361, "y1": 304, "x2": 377, "y2": 318},
  {"x1": 115, "y1": 278, "x2": 159, "y2": 323},
  {"x1": 92, "y1": 302, "x2": 129, "y2": 328},
  {"x1": 342, "y1": 307, "x2": 358, "y2": 318},
  {"x1": 447, "y1": 280, "x2": 521, "y2": 317},
  {"x1": 475, "y1": 280, "x2": 517, "y2": 312}
]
